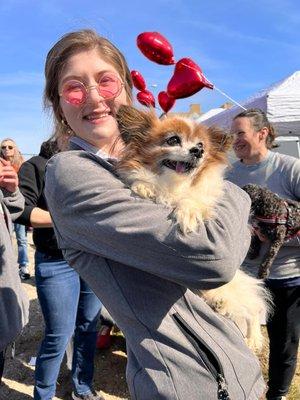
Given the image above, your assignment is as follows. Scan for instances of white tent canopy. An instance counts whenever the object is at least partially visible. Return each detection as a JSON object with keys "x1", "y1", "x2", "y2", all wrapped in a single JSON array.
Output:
[{"x1": 198, "y1": 71, "x2": 300, "y2": 137}]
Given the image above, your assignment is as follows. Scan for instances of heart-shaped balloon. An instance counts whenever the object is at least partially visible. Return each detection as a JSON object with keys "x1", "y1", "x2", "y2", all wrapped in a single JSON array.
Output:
[
  {"x1": 158, "y1": 91, "x2": 176, "y2": 113},
  {"x1": 137, "y1": 90, "x2": 156, "y2": 108},
  {"x1": 131, "y1": 70, "x2": 146, "y2": 91},
  {"x1": 137, "y1": 32, "x2": 175, "y2": 65},
  {"x1": 167, "y1": 58, "x2": 213, "y2": 99}
]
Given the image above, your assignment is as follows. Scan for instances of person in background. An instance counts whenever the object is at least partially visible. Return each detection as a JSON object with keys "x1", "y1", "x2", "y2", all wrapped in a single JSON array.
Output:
[
  {"x1": 0, "y1": 138, "x2": 30, "y2": 280},
  {"x1": 227, "y1": 108, "x2": 300, "y2": 400},
  {"x1": 44, "y1": 29, "x2": 266, "y2": 400},
  {"x1": 15, "y1": 139, "x2": 102, "y2": 400},
  {"x1": 0, "y1": 157, "x2": 29, "y2": 383}
]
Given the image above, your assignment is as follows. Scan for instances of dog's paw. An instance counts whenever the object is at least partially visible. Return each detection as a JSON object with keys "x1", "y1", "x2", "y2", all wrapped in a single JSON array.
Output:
[
  {"x1": 131, "y1": 181, "x2": 156, "y2": 199},
  {"x1": 174, "y1": 205, "x2": 203, "y2": 234},
  {"x1": 201, "y1": 207, "x2": 215, "y2": 220}
]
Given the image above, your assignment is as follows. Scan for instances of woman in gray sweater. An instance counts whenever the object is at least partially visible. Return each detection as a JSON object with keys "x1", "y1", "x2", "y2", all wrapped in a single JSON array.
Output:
[
  {"x1": 44, "y1": 29, "x2": 265, "y2": 399},
  {"x1": 228, "y1": 108, "x2": 300, "y2": 400}
]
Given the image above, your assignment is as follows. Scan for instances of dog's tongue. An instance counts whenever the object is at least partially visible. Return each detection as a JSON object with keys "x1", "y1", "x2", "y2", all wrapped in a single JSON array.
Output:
[{"x1": 176, "y1": 161, "x2": 186, "y2": 173}]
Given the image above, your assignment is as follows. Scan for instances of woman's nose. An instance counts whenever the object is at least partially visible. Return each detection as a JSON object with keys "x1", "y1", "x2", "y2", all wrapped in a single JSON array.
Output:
[{"x1": 86, "y1": 86, "x2": 105, "y2": 104}]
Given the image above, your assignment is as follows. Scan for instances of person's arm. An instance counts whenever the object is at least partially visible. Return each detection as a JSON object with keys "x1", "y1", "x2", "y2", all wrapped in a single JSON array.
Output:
[
  {"x1": 45, "y1": 151, "x2": 251, "y2": 290},
  {"x1": 287, "y1": 157, "x2": 300, "y2": 200},
  {"x1": 282, "y1": 157, "x2": 300, "y2": 247},
  {"x1": 15, "y1": 160, "x2": 52, "y2": 228},
  {"x1": 0, "y1": 158, "x2": 24, "y2": 220},
  {"x1": 29, "y1": 207, "x2": 52, "y2": 228}
]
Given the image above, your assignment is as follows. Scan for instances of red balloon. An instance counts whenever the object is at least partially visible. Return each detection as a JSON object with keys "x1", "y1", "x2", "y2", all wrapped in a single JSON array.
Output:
[
  {"x1": 167, "y1": 58, "x2": 213, "y2": 99},
  {"x1": 131, "y1": 70, "x2": 146, "y2": 91},
  {"x1": 158, "y1": 91, "x2": 176, "y2": 113},
  {"x1": 137, "y1": 32, "x2": 175, "y2": 65},
  {"x1": 137, "y1": 90, "x2": 155, "y2": 108}
]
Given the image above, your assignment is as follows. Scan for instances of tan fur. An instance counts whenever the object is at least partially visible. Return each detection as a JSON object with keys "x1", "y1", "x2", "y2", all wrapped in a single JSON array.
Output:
[
  {"x1": 116, "y1": 105, "x2": 272, "y2": 352},
  {"x1": 201, "y1": 270, "x2": 272, "y2": 350}
]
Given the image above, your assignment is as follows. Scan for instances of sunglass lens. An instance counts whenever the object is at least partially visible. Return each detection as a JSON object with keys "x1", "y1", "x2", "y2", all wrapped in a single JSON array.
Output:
[
  {"x1": 62, "y1": 81, "x2": 86, "y2": 106},
  {"x1": 99, "y1": 74, "x2": 122, "y2": 99}
]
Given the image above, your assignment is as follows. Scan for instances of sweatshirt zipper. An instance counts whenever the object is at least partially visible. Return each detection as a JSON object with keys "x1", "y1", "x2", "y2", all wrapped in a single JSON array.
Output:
[{"x1": 173, "y1": 313, "x2": 231, "y2": 400}]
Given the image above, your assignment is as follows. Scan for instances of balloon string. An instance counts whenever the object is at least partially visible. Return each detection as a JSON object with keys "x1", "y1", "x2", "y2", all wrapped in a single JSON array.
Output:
[
  {"x1": 179, "y1": 62, "x2": 247, "y2": 111},
  {"x1": 213, "y1": 86, "x2": 247, "y2": 110}
]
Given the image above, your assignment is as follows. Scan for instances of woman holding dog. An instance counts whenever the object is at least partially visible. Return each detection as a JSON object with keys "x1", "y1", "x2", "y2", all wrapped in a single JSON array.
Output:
[
  {"x1": 228, "y1": 108, "x2": 300, "y2": 400},
  {"x1": 44, "y1": 29, "x2": 265, "y2": 399}
]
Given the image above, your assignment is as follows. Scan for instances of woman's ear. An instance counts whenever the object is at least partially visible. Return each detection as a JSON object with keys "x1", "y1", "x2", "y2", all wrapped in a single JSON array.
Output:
[
  {"x1": 116, "y1": 105, "x2": 156, "y2": 144},
  {"x1": 259, "y1": 127, "x2": 269, "y2": 142}
]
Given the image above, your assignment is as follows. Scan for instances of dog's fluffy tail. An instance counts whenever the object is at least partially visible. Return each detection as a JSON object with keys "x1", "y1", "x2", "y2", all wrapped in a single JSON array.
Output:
[{"x1": 201, "y1": 269, "x2": 273, "y2": 352}]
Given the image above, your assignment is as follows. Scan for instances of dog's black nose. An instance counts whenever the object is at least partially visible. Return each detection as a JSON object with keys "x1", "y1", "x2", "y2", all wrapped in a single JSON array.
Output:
[{"x1": 189, "y1": 146, "x2": 204, "y2": 158}]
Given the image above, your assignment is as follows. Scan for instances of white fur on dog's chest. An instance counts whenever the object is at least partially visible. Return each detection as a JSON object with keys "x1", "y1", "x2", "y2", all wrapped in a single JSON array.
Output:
[{"x1": 126, "y1": 164, "x2": 226, "y2": 234}]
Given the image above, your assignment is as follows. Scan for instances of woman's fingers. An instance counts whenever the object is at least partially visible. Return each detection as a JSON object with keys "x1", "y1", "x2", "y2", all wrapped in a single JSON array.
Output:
[
  {"x1": 0, "y1": 157, "x2": 11, "y2": 166},
  {"x1": 0, "y1": 170, "x2": 17, "y2": 179},
  {"x1": 0, "y1": 166, "x2": 18, "y2": 192}
]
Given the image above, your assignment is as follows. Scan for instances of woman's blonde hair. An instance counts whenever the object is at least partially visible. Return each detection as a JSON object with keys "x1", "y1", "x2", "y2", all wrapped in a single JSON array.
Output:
[
  {"x1": 44, "y1": 29, "x2": 133, "y2": 148},
  {"x1": 0, "y1": 138, "x2": 24, "y2": 169}
]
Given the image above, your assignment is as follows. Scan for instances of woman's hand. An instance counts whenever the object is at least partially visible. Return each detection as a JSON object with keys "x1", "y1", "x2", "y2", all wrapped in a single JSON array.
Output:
[{"x1": 0, "y1": 157, "x2": 19, "y2": 193}]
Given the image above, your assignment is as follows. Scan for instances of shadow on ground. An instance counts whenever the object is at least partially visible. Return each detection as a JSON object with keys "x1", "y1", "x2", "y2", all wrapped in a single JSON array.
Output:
[{"x1": 1, "y1": 293, "x2": 129, "y2": 399}]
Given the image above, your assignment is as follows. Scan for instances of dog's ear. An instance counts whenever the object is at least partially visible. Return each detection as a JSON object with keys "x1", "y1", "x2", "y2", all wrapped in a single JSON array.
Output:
[
  {"x1": 208, "y1": 125, "x2": 233, "y2": 153},
  {"x1": 116, "y1": 105, "x2": 156, "y2": 144}
]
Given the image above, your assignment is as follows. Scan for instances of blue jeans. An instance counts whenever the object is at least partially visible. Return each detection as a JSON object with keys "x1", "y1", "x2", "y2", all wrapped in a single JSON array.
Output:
[
  {"x1": 34, "y1": 251, "x2": 102, "y2": 399},
  {"x1": 14, "y1": 223, "x2": 29, "y2": 266}
]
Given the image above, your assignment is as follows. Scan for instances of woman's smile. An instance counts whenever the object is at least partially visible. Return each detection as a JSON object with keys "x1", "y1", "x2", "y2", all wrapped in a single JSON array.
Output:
[
  {"x1": 59, "y1": 48, "x2": 128, "y2": 149},
  {"x1": 83, "y1": 110, "x2": 112, "y2": 124}
]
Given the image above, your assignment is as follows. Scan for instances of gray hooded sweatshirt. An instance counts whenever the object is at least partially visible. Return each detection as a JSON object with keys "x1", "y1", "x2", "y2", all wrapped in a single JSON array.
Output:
[{"x1": 45, "y1": 148, "x2": 265, "y2": 400}]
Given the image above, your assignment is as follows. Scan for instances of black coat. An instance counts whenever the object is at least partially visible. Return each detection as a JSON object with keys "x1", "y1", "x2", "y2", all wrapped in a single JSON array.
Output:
[{"x1": 15, "y1": 146, "x2": 62, "y2": 258}]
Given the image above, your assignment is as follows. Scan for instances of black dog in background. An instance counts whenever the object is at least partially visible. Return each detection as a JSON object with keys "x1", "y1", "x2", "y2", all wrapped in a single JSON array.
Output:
[{"x1": 243, "y1": 184, "x2": 300, "y2": 279}]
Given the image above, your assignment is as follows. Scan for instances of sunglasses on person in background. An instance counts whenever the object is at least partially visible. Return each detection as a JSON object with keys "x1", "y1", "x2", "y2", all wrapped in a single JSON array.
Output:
[
  {"x1": 59, "y1": 73, "x2": 124, "y2": 106},
  {"x1": 1, "y1": 145, "x2": 14, "y2": 150}
]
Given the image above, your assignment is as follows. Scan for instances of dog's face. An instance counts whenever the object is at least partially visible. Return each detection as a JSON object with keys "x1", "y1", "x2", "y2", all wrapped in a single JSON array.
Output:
[
  {"x1": 134, "y1": 116, "x2": 210, "y2": 176},
  {"x1": 116, "y1": 105, "x2": 232, "y2": 179}
]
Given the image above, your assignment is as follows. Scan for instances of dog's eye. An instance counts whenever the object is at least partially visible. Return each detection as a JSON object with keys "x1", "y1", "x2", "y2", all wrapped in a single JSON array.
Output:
[
  {"x1": 166, "y1": 135, "x2": 181, "y2": 146},
  {"x1": 197, "y1": 142, "x2": 203, "y2": 148}
]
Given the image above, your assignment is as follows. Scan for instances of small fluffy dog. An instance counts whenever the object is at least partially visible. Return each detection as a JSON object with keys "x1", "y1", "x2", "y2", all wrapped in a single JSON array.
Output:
[
  {"x1": 115, "y1": 105, "x2": 271, "y2": 351},
  {"x1": 243, "y1": 184, "x2": 300, "y2": 279}
]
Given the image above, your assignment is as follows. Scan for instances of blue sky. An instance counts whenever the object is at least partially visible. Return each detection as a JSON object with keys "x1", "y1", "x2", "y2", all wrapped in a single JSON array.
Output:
[{"x1": 0, "y1": 0, "x2": 299, "y2": 156}]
